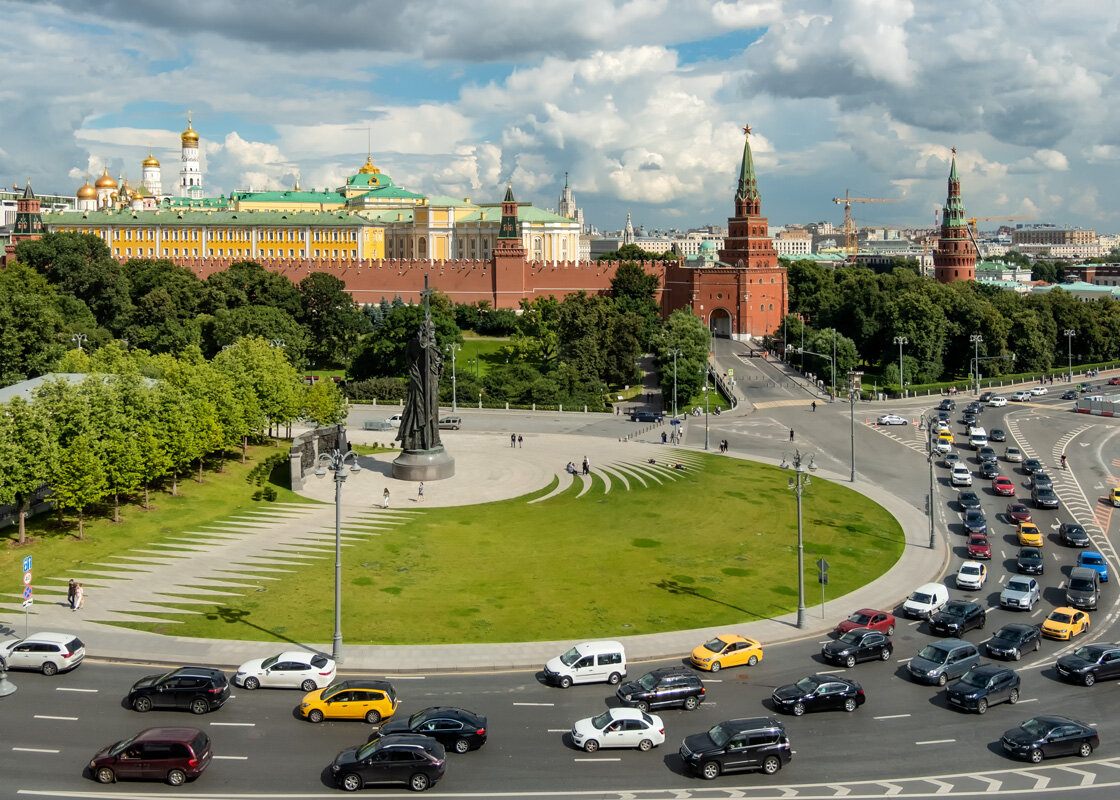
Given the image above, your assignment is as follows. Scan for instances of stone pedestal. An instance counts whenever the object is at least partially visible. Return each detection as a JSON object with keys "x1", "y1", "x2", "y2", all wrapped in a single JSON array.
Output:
[{"x1": 393, "y1": 446, "x2": 455, "y2": 481}]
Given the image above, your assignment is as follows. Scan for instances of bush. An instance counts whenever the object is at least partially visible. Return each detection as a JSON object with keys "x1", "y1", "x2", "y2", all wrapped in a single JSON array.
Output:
[{"x1": 343, "y1": 377, "x2": 407, "y2": 403}]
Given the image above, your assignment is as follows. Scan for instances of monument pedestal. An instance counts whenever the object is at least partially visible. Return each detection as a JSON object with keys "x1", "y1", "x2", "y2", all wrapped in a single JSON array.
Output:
[{"x1": 393, "y1": 446, "x2": 455, "y2": 481}]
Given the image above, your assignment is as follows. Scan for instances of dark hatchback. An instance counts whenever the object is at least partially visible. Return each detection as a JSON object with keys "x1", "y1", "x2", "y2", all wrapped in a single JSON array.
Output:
[
  {"x1": 990, "y1": 428, "x2": 1007, "y2": 442},
  {"x1": 1056, "y1": 643, "x2": 1120, "y2": 686},
  {"x1": 330, "y1": 734, "x2": 445, "y2": 792},
  {"x1": 986, "y1": 624, "x2": 1042, "y2": 661},
  {"x1": 979, "y1": 460, "x2": 1001, "y2": 479},
  {"x1": 1059, "y1": 522, "x2": 1091, "y2": 547},
  {"x1": 374, "y1": 707, "x2": 487, "y2": 754},
  {"x1": 89, "y1": 727, "x2": 211, "y2": 786},
  {"x1": 771, "y1": 675, "x2": 865, "y2": 716},
  {"x1": 958, "y1": 491, "x2": 982, "y2": 512},
  {"x1": 679, "y1": 717, "x2": 791, "y2": 779},
  {"x1": 1017, "y1": 547, "x2": 1044, "y2": 575},
  {"x1": 1023, "y1": 459, "x2": 1045, "y2": 475},
  {"x1": 125, "y1": 667, "x2": 230, "y2": 715},
  {"x1": 1001, "y1": 716, "x2": 1098, "y2": 763},
  {"x1": 963, "y1": 508, "x2": 988, "y2": 534},
  {"x1": 617, "y1": 667, "x2": 705, "y2": 712},
  {"x1": 946, "y1": 665, "x2": 1021, "y2": 714},
  {"x1": 929, "y1": 601, "x2": 986, "y2": 637},
  {"x1": 1032, "y1": 486, "x2": 1060, "y2": 509},
  {"x1": 821, "y1": 628, "x2": 892, "y2": 667}
]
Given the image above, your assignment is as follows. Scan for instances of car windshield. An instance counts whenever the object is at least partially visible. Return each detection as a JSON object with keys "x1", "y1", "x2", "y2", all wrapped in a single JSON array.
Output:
[
  {"x1": 839, "y1": 631, "x2": 863, "y2": 645},
  {"x1": 794, "y1": 676, "x2": 821, "y2": 692},
  {"x1": 1020, "y1": 548, "x2": 1040, "y2": 559},
  {"x1": 995, "y1": 627, "x2": 1025, "y2": 642},
  {"x1": 1006, "y1": 580, "x2": 1030, "y2": 592},
  {"x1": 356, "y1": 740, "x2": 382, "y2": 761},
  {"x1": 961, "y1": 565, "x2": 981, "y2": 576},
  {"x1": 702, "y1": 638, "x2": 726, "y2": 654},
  {"x1": 944, "y1": 602, "x2": 970, "y2": 615},
  {"x1": 323, "y1": 681, "x2": 349, "y2": 700},
  {"x1": 261, "y1": 655, "x2": 280, "y2": 669},
  {"x1": 917, "y1": 645, "x2": 949, "y2": 663},
  {"x1": 1070, "y1": 577, "x2": 1095, "y2": 591},
  {"x1": 559, "y1": 647, "x2": 582, "y2": 667},
  {"x1": 409, "y1": 709, "x2": 432, "y2": 727},
  {"x1": 1083, "y1": 555, "x2": 1104, "y2": 565},
  {"x1": 108, "y1": 735, "x2": 138, "y2": 757},
  {"x1": 707, "y1": 723, "x2": 730, "y2": 748},
  {"x1": 849, "y1": 612, "x2": 872, "y2": 625},
  {"x1": 637, "y1": 672, "x2": 660, "y2": 691},
  {"x1": 1019, "y1": 718, "x2": 1049, "y2": 738},
  {"x1": 958, "y1": 669, "x2": 989, "y2": 688},
  {"x1": 910, "y1": 592, "x2": 932, "y2": 604},
  {"x1": 591, "y1": 711, "x2": 613, "y2": 730},
  {"x1": 1049, "y1": 612, "x2": 1073, "y2": 624},
  {"x1": 1073, "y1": 646, "x2": 1105, "y2": 661}
]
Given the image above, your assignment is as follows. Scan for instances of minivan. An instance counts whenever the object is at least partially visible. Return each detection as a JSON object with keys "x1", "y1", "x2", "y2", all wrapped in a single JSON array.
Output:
[
  {"x1": 89, "y1": 727, "x2": 212, "y2": 785},
  {"x1": 543, "y1": 641, "x2": 626, "y2": 688},
  {"x1": 969, "y1": 428, "x2": 988, "y2": 450},
  {"x1": 908, "y1": 638, "x2": 980, "y2": 685},
  {"x1": 1066, "y1": 567, "x2": 1100, "y2": 610}
]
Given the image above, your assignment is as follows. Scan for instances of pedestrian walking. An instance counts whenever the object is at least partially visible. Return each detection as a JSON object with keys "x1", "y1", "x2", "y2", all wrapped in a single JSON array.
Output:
[
  {"x1": 74, "y1": 582, "x2": 84, "y2": 611},
  {"x1": 661, "y1": 431, "x2": 667, "y2": 444},
  {"x1": 582, "y1": 456, "x2": 590, "y2": 476},
  {"x1": 67, "y1": 579, "x2": 76, "y2": 610},
  {"x1": 517, "y1": 434, "x2": 523, "y2": 448},
  {"x1": 789, "y1": 428, "x2": 795, "y2": 442},
  {"x1": 1061, "y1": 453, "x2": 1067, "y2": 469},
  {"x1": 382, "y1": 487, "x2": 390, "y2": 509},
  {"x1": 510, "y1": 433, "x2": 516, "y2": 448},
  {"x1": 811, "y1": 401, "x2": 816, "y2": 412},
  {"x1": 417, "y1": 482, "x2": 425, "y2": 501}
]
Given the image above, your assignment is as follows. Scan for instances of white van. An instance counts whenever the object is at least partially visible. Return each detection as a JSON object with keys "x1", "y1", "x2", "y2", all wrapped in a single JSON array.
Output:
[
  {"x1": 902, "y1": 582, "x2": 950, "y2": 619},
  {"x1": 969, "y1": 428, "x2": 988, "y2": 450},
  {"x1": 542, "y1": 641, "x2": 626, "y2": 688}
]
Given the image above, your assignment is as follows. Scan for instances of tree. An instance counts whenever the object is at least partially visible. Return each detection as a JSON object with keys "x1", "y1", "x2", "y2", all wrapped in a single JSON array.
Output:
[
  {"x1": 0, "y1": 398, "x2": 57, "y2": 543},
  {"x1": 203, "y1": 260, "x2": 302, "y2": 318},
  {"x1": 653, "y1": 309, "x2": 710, "y2": 404},
  {"x1": 154, "y1": 383, "x2": 199, "y2": 497},
  {"x1": 212, "y1": 336, "x2": 303, "y2": 440},
  {"x1": 52, "y1": 432, "x2": 107, "y2": 540},
  {"x1": 206, "y1": 305, "x2": 309, "y2": 368},
  {"x1": 348, "y1": 295, "x2": 460, "y2": 380},
  {"x1": 597, "y1": 243, "x2": 679, "y2": 262},
  {"x1": 0, "y1": 262, "x2": 69, "y2": 384},
  {"x1": 298, "y1": 272, "x2": 371, "y2": 366},
  {"x1": 303, "y1": 379, "x2": 350, "y2": 426},
  {"x1": 610, "y1": 261, "x2": 661, "y2": 348},
  {"x1": 84, "y1": 377, "x2": 146, "y2": 522},
  {"x1": 511, "y1": 296, "x2": 561, "y2": 366}
]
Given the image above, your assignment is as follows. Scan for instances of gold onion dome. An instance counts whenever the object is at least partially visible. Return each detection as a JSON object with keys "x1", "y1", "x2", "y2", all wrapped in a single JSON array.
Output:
[
  {"x1": 76, "y1": 176, "x2": 96, "y2": 199},
  {"x1": 357, "y1": 155, "x2": 380, "y2": 174},
  {"x1": 133, "y1": 184, "x2": 148, "y2": 198},
  {"x1": 95, "y1": 168, "x2": 118, "y2": 189},
  {"x1": 142, "y1": 148, "x2": 160, "y2": 167},
  {"x1": 181, "y1": 113, "x2": 199, "y2": 145}
]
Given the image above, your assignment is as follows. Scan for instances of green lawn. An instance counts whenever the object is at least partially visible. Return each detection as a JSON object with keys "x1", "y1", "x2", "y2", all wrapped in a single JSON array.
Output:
[
  {"x1": 0, "y1": 442, "x2": 319, "y2": 598},
  {"x1": 458, "y1": 337, "x2": 509, "y2": 379},
  {"x1": 117, "y1": 454, "x2": 905, "y2": 645}
]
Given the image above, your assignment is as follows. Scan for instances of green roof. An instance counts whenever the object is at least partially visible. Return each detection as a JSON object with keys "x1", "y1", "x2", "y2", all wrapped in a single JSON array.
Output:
[
  {"x1": 458, "y1": 204, "x2": 574, "y2": 224},
  {"x1": 164, "y1": 196, "x2": 230, "y2": 209},
  {"x1": 231, "y1": 189, "x2": 343, "y2": 203},
  {"x1": 48, "y1": 209, "x2": 371, "y2": 227},
  {"x1": 358, "y1": 209, "x2": 415, "y2": 224},
  {"x1": 350, "y1": 184, "x2": 427, "y2": 201}
]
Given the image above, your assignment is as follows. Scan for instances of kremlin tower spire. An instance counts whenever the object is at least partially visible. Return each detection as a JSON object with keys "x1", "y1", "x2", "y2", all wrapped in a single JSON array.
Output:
[
  {"x1": 933, "y1": 147, "x2": 977, "y2": 283},
  {"x1": 718, "y1": 124, "x2": 777, "y2": 270},
  {"x1": 735, "y1": 124, "x2": 761, "y2": 217}
]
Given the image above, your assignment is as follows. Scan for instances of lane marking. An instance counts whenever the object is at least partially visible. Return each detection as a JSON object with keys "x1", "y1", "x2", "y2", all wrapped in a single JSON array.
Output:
[
  {"x1": 574, "y1": 757, "x2": 621, "y2": 762},
  {"x1": 513, "y1": 702, "x2": 554, "y2": 707},
  {"x1": 210, "y1": 722, "x2": 256, "y2": 727},
  {"x1": 702, "y1": 679, "x2": 722, "y2": 683},
  {"x1": 33, "y1": 715, "x2": 78, "y2": 721},
  {"x1": 875, "y1": 714, "x2": 911, "y2": 720},
  {"x1": 1017, "y1": 698, "x2": 1039, "y2": 704},
  {"x1": 547, "y1": 729, "x2": 569, "y2": 733},
  {"x1": 12, "y1": 747, "x2": 59, "y2": 753},
  {"x1": 383, "y1": 675, "x2": 426, "y2": 680},
  {"x1": 916, "y1": 739, "x2": 956, "y2": 745},
  {"x1": 54, "y1": 687, "x2": 97, "y2": 693},
  {"x1": 213, "y1": 755, "x2": 249, "y2": 760}
]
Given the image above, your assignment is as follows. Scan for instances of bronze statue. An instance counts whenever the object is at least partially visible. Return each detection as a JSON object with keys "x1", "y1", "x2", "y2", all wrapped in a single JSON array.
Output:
[{"x1": 397, "y1": 278, "x2": 443, "y2": 452}]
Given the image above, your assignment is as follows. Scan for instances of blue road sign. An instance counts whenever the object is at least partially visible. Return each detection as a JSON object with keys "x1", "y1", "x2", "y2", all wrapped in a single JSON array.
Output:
[
  {"x1": 23, "y1": 586, "x2": 32, "y2": 599},
  {"x1": 22, "y1": 556, "x2": 32, "y2": 572}
]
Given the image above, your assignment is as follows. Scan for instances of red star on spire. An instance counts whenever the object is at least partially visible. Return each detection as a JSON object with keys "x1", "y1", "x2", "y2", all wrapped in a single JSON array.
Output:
[
  {"x1": 743, "y1": 124, "x2": 752, "y2": 137},
  {"x1": 951, "y1": 146, "x2": 957, "y2": 155}
]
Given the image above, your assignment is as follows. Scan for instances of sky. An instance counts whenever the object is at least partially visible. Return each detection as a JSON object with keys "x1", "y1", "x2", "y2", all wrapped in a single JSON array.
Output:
[{"x1": 2, "y1": 0, "x2": 1118, "y2": 235}]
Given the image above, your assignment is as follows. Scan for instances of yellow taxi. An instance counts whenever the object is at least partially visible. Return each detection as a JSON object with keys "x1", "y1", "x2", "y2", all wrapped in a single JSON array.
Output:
[
  {"x1": 299, "y1": 679, "x2": 398, "y2": 724},
  {"x1": 1041, "y1": 607, "x2": 1090, "y2": 640},
  {"x1": 938, "y1": 430, "x2": 954, "y2": 445},
  {"x1": 689, "y1": 634, "x2": 763, "y2": 672},
  {"x1": 1017, "y1": 521, "x2": 1043, "y2": 546},
  {"x1": 1110, "y1": 487, "x2": 1120, "y2": 508}
]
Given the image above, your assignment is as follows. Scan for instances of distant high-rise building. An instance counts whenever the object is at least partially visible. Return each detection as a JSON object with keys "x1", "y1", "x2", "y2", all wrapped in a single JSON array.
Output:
[{"x1": 557, "y1": 172, "x2": 584, "y2": 232}]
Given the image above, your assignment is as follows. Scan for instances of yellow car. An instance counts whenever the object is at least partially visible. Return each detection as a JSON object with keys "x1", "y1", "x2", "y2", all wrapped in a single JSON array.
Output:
[
  {"x1": 689, "y1": 634, "x2": 763, "y2": 672},
  {"x1": 938, "y1": 431, "x2": 954, "y2": 445},
  {"x1": 1017, "y1": 522, "x2": 1043, "y2": 546},
  {"x1": 299, "y1": 679, "x2": 398, "y2": 724},
  {"x1": 1041, "y1": 607, "x2": 1090, "y2": 640},
  {"x1": 1110, "y1": 487, "x2": 1120, "y2": 508}
]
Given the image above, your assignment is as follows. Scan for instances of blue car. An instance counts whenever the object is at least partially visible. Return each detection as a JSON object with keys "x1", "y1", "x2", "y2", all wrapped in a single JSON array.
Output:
[{"x1": 1078, "y1": 551, "x2": 1110, "y2": 582}]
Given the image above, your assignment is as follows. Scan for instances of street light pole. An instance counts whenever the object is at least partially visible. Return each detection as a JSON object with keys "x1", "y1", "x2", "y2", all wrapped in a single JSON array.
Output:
[
  {"x1": 970, "y1": 334, "x2": 983, "y2": 396},
  {"x1": 445, "y1": 344, "x2": 460, "y2": 412},
  {"x1": 924, "y1": 414, "x2": 935, "y2": 549},
  {"x1": 314, "y1": 448, "x2": 361, "y2": 662},
  {"x1": 71, "y1": 333, "x2": 87, "y2": 351},
  {"x1": 847, "y1": 371, "x2": 861, "y2": 483},
  {"x1": 1065, "y1": 329, "x2": 1075, "y2": 382},
  {"x1": 893, "y1": 336, "x2": 908, "y2": 397},
  {"x1": 781, "y1": 450, "x2": 816, "y2": 629},
  {"x1": 702, "y1": 364, "x2": 710, "y2": 451},
  {"x1": 669, "y1": 348, "x2": 682, "y2": 418},
  {"x1": 831, "y1": 331, "x2": 837, "y2": 400}
]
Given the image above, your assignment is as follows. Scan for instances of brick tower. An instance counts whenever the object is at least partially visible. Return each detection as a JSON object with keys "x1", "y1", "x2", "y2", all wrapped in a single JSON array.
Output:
[
  {"x1": 3, "y1": 180, "x2": 44, "y2": 266},
  {"x1": 933, "y1": 148, "x2": 977, "y2": 283},
  {"x1": 718, "y1": 125, "x2": 780, "y2": 270},
  {"x1": 492, "y1": 183, "x2": 528, "y2": 306}
]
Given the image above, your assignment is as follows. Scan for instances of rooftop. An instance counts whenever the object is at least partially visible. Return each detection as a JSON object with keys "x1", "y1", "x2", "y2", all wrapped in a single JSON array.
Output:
[{"x1": 49, "y1": 208, "x2": 371, "y2": 227}]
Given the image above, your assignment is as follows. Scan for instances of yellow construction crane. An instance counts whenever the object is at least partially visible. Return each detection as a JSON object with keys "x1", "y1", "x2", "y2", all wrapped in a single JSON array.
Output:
[{"x1": 832, "y1": 190, "x2": 901, "y2": 255}]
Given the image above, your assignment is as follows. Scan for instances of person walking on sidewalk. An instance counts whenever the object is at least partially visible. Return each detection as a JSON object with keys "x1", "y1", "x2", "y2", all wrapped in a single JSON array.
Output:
[
  {"x1": 382, "y1": 487, "x2": 390, "y2": 509},
  {"x1": 582, "y1": 456, "x2": 590, "y2": 476},
  {"x1": 510, "y1": 433, "x2": 516, "y2": 448},
  {"x1": 811, "y1": 401, "x2": 816, "y2": 412},
  {"x1": 417, "y1": 482, "x2": 425, "y2": 501},
  {"x1": 74, "y1": 582, "x2": 84, "y2": 611},
  {"x1": 67, "y1": 579, "x2": 76, "y2": 610},
  {"x1": 790, "y1": 428, "x2": 795, "y2": 442},
  {"x1": 517, "y1": 434, "x2": 523, "y2": 448}
]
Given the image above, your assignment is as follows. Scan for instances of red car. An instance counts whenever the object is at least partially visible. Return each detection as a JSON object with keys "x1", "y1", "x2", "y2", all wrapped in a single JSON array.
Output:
[
  {"x1": 992, "y1": 476, "x2": 1016, "y2": 496},
  {"x1": 1006, "y1": 502, "x2": 1033, "y2": 524},
  {"x1": 1109, "y1": 377, "x2": 1120, "y2": 386},
  {"x1": 835, "y1": 608, "x2": 896, "y2": 636},
  {"x1": 967, "y1": 533, "x2": 992, "y2": 559}
]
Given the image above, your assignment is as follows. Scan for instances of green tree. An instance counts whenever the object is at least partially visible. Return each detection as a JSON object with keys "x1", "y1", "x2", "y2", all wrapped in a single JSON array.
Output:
[
  {"x1": 298, "y1": 272, "x2": 371, "y2": 366},
  {"x1": 202, "y1": 260, "x2": 302, "y2": 318},
  {"x1": 52, "y1": 432, "x2": 107, "y2": 540},
  {"x1": 596, "y1": 243, "x2": 679, "y2": 262},
  {"x1": 206, "y1": 305, "x2": 309, "y2": 368},
  {"x1": 511, "y1": 296, "x2": 561, "y2": 365},
  {"x1": 0, "y1": 398, "x2": 57, "y2": 543},
  {"x1": 0, "y1": 262, "x2": 69, "y2": 385},
  {"x1": 348, "y1": 295, "x2": 460, "y2": 380},
  {"x1": 303, "y1": 379, "x2": 350, "y2": 426},
  {"x1": 653, "y1": 309, "x2": 710, "y2": 407},
  {"x1": 610, "y1": 261, "x2": 661, "y2": 348}
]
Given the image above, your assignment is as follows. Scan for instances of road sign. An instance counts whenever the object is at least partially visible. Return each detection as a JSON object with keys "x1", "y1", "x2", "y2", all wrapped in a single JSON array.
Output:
[
  {"x1": 818, "y1": 573, "x2": 829, "y2": 585},
  {"x1": 22, "y1": 598, "x2": 32, "y2": 608},
  {"x1": 23, "y1": 586, "x2": 32, "y2": 599},
  {"x1": 23, "y1": 571, "x2": 32, "y2": 586},
  {"x1": 22, "y1": 556, "x2": 32, "y2": 572},
  {"x1": 816, "y1": 558, "x2": 830, "y2": 572}
]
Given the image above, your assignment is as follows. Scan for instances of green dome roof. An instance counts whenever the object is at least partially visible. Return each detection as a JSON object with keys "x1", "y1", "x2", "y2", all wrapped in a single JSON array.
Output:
[{"x1": 700, "y1": 240, "x2": 716, "y2": 250}]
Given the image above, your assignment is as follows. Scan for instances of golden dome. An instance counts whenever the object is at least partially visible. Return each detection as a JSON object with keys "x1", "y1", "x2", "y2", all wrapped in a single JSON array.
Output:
[
  {"x1": 76, "y1": 176, "x2": 96, "y2": 199},
  {"x1": 133, "y1": 184, "x2": 148, "y2": 198},
  {"x1": 142, "y1": 148, "x2": 160, "y2": 167},
  {"x1": 181, "y1": 112, "x2": 199, "y2": 145},
  {"x1": 357, "y1": 155, "x2": 380, "y2": 175},
  {"x1": 95, "y1": 168, "x2": 118, "y2": 189}
]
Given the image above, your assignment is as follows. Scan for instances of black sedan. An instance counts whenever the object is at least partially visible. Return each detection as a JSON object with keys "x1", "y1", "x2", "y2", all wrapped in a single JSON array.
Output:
[
  {"x1": 771, "y1": 675, "x2": 864, "y2": 716},
  {"x1": 1056, "y1": 643, "x2": 1120, "y2": 686},
  {"x1": 821, "y1": 628, "x2": 892, "y2": 667},
  {"x1": 1059, "y1": 522, "x2": 1091, "y2": 547},
  {"x1": 946, "y1": 665, "x2": 1021, "y2": 714},
  {"x1": 986, "y1": 624, "x2": 1042, "y2": 661},
  {"x1": 1023, "y1": 459, "x2": 1045, "y2": 475},
  {"x1": 1017, "y1": 547, "x2": 1044, "y2": 575},
  {"x1": 330, "y1": 734, "x2": 445, "y2": 792},
  {"x1": 1001, "y1": 716, "x2": 1098, "y2": 763},
  {"x1": 1062, "y1": 390, "x2": 1078, "y2": 400},
  {"x1": 958, "y1": 491, "x2": 982, "y2": 511},
  {"x1": 1032, "y1": 486, "x2": 1060, "y2": 509},
  {"x1": 373, "y1": 707, "x2": 487, "y2": 754},
  {"x1": 929, "y1": 601, "x2": 986, "y2": 637},
  {"x1": 990, "y1": 428, "x2": 1007, "y2": 442},
  {"x1": 979, "y1": 460, "x2": 1000, "y2": 479}
]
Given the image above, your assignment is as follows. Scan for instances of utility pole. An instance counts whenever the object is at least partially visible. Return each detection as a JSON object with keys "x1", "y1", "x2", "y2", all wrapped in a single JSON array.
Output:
[
  {"x1": 925, "y1": 415, "x2": 935, "y2": 549},
  {"x1": 782, "y1": 450, "x2": 816, "y2": 629},
  {"x1": 893, "y1": 336, "x2": 908, "y2": 398},
  {"x1": 1065, "y1": 329, "x2": 1075, "y2": 383},
  {"x1": 970, "y1": 334, "x2": 984, "y2": 396},
  {"x1": 669, "y1": 348, "x2": 682, "y2": 418}
]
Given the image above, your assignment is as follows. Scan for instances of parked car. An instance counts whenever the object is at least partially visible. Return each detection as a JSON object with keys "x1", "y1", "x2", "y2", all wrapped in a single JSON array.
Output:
[
  {"x1": 0, "y1": 632, "x2": 85, "y2": 675},
  {"x1": 1016, "y1": 546, "x2": 1044, "y2": 575},
  {"x1": 616, "y1": 667, "x2": 705, "y2": 712},
  {"x1": 689, "y1": 634, "x2": 763, "y2": 672},
  {"x1": 89, "y1": 727, "x2": 212, "y2": 786},
  {"x1": 1001, "y1": 716, "x2": 1098, "y2": 762},
  {"x1": 1005, "y1": 447, "x2": 1024, "y2": 463},
  {"x1": 1078, "y1": 550, "x2": 1109, "y2": 582},
  {"x1": 835, "y1": 608, "x2": 895, "y2": 636},
  {"x1": 967, "y1": 533, "x2": 992, "y2": 559},
  {"x1": 125, "y1": 667, "x2": 230, "y2": 715},
  {"x1": 570, "y1": 708, "x2": 664, "y2": 752},
  {"x1": 1059, "y1": 522, "x2": 1091, "y2": 548},
  {"x1": 957, "y1": 491, "x2": 981, "y2": 511},
  {"x1": 1006, "y1": 503, "x2": 1033, "y2": 524},
  {"x1": 300, "y1": 679, "x2": 399, "y2": 724},
  {"x1": 329, "y1": 734, "x2": 445, "y2": 792},
  {"x1": 679, "y1": 718, "x2": 791, "y2": 779},
  {"x1": 903, "y1": 582, "x2": 950, "y2": 619},
  {"x1": 1000, "y1": 577, "x2": 1041, "y2": 611},
  {"x1": 908, "y1": 639, "x2": 980, "y2": 685},
  {"x1": 956, "y1": 561, "x2": 988, "y2": 590},
  {"x1": 375, "y1": 707, "x2": 487, "y2": 753},
  {"x1": 962, "y1": 508, "x2": 988, "y2": 535},
  {"x1": 1056, "y1": 643, "x2": 1120, "y2": 686},
  {"x1": 946, "y1": 665, "x2": 1021, "y2": 714},
  {"x1": 821, "y1": 628, "x2": 892, "y2": 667},
  {"x1": 929, "y1": 600, "x2": 986, "y2": 637},
  {"x1": 233, "y1": 651, "x2": 336, "y2": 691},
  {"x1": 1042, "y1": 607, "x2": 1090, "y2": 640},
  {"x1": 986, "y1": 623, "x2": 1042, "y2": 661},
  {"x1": 877, "y1": 414, "x2": 908, "y2": 426},
  {"x1": 771, "y1": 674, "x2": 865, "y2": 716},
  {"x1": 544, "y1": 640, "x2": 627, "y2": 687}
]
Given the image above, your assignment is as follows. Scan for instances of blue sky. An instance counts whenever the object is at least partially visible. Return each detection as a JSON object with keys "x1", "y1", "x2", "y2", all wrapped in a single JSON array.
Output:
[{"x1": 3, "y1": 0, "x2": 1118, "y2": 235}]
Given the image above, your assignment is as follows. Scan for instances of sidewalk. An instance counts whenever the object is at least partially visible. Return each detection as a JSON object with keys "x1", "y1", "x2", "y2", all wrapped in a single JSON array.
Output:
[{"x1": 1, "y1": 433, "x2": 942, "y2": 674}]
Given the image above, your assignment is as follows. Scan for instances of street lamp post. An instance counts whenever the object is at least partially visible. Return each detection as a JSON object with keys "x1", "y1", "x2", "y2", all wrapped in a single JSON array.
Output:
[
  {"x1": 1065, "y1": 329, "x2": 1075, "y2": 383},
  {"x1": 790, "y1": 346, "x2": 835, "y2": 401},
  {"x1": 314, "y1": 448, "x2": 361, "y2": 662},
  {"x1": 970, "y1": 334, "x2": 983, "y2": 396},
  {"x1": 848, "y1": 371, "x2": 862, "y2": 483},
  {"x1": 701, "y1": 364, "x2": 710, "y2": 451},
  {"x1": 780, "y1": 450, "x2": 816, "y2": 629},
  {"x1": 669, "y1": 348, "x2": 682, "y2": 418},
  {"x1": 893, "y1": 336, "x2": 908, "y2": 397},
  {"x1": 923, "y1": 414, "x2": 936, "y2": 549},
  {"x1": 831, "y1": 331, "x2": 837, "y2": 400},
  {"x1": 71, "y1": 333, "x2": 87, "y2": 351},
  {"x1": 445, "y1": 344, "x2": 460, "y2": 412}
]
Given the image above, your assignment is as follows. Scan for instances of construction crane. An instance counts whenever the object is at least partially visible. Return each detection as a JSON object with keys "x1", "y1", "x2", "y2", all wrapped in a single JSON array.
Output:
[{"x1": 832, "y1": 190, "x2": 901, "y2": 255}]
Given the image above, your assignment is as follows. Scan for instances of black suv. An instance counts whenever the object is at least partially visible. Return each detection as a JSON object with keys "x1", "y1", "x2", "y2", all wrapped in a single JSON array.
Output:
[
  {"x1": 821, "y1": 628, "x2": 892, "y2": 667},
  {"x1": 330, "y1": 734, "x2": 445, "y2": 792},
  {"x1": 679, "y1": 717, "x2": 791, "y2": 779},
  {"x1": 125, "y1": 667, "x2": 230, "y2": 714},
  {"x1": 928, "y1": 600, "x2": 986, "y2": 637},
  {"x1": 375, "y1": 706, "x2": 487, "y2": 753},
  {"x1": 1056, "y1": 643, "x2": 1120, "y2": 686},
  {"x1": 945, "y1": 664, "x2": 1020, "y2": 714},
  {"x1": 617, "y1": 667, "x2": 705, "y2": 712}
]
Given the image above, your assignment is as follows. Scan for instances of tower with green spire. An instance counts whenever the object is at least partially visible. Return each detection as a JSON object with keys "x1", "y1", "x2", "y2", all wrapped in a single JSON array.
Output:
[
  {"x1": 934, "y1": 148, "x2": 977, "y2": 283},
  {"x1": 719, "y1": 124, "x2": 778, "y2": 270},
  {"x1": 735, "y1": 125, "x2": 761, "y2": 217},
  {"x1": 497, "y1": 183, "x2": 521, "y2": 243}
]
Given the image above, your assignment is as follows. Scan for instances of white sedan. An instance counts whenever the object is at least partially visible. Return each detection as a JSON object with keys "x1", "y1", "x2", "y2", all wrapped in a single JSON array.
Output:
[
  {"x1": 233, "y1": 651, "x2": 337, "y2": 691},
  {"x1": 988, "y1": 396, "x2": 1008, "y2": 407},
  {"x1": 1012, "y1": 391, "x2": 1032, "y2": 402},
  {"x1": 570, "y1": 708, "x2": 665, "y2": 752},
  {"x1": 877, "y1": 414, "x2": 908, "y2": 426},
  {"x1": 1030, "y1": 386, "x2": 1048, "y2": 395},
  {"x1": 956, "y1": 561, "x2": 988, "y2": 590}
]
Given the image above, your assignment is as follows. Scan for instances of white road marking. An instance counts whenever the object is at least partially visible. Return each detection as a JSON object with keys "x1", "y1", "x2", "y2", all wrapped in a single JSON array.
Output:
[
  {"x1": 54, "y1": 687, "x2": 97, "y2": 693},
  {"x1": 210, "y1": 722, "x2": 256, "y2": 727},
  {"x1": 213, "y1": 755, "x2": 249, "y2": 760},
  {"x1": 513, "y1": 702, "x2": 554, "y2": 707},
  {"x1": 916, "y1": 739, "x2": 956, "y2": 745},
  {"x1": 547, "y1": 729, "x2": 569, "y2": 733},
  {"x1": 574, "y1": 757, "x2": 621, "y2": 762},
  {"x1": 875, "y1": 714, "x2": 911, "y2": 720},
  {"x1": 12, "y1": 747, "x2": 59, "y2": 753},
  {"x1": 817, "y1": 669, "x2": 845, "y2": 674},
  {"x1": 702, "y1": 679, "x2": 722, "y2": 683},
  {"x1": 1017, "y1": 698, "x2": 1038, "y2": 704},
  {"x1": 908, "y1": 620, "x2": 921, "y2": 626},
  {"x1": 33, "y1": 715, "x2": 78, "y2": 721},
  {"x1": 384, "y1": 675, "x2": 426, "y2": 680}
]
